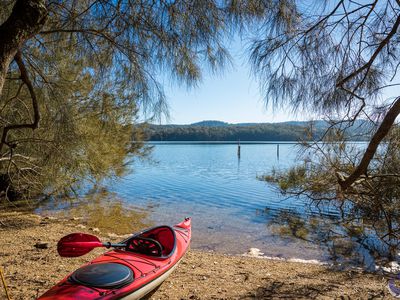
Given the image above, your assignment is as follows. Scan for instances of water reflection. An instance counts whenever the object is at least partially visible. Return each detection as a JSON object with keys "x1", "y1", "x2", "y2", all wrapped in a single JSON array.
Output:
[
  {"x1": 259, "y1": 206, "x2": 395, "y2": 270},
  {"x1": 40, "y1": 189, "x2": 152, "y2": 234}
]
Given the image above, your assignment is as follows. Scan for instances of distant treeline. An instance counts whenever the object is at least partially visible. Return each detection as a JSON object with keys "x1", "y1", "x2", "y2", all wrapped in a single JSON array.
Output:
[
  {"x1": 144, "y1": 120, "x2": 372, "y2": 142},
  {"x1": 145, "y1": 121, "x2": 321, "y2": 141}
]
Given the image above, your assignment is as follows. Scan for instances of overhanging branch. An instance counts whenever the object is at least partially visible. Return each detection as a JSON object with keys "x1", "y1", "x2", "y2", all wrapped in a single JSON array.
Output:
[
  {"x1": 338, "y1": 97, "x2": 400, "y2": 190},
  {"x1": 336, "y1": 15, "x2": 400, "y2": 88},
  {"x1": 0, "y1": 51, "x2": 40, "y2": 153}
]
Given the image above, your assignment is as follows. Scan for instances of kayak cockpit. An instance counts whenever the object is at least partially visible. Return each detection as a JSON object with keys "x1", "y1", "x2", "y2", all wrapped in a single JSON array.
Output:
[{"x1": 125, "y1": 225, "x2": 176, "y2": 258}]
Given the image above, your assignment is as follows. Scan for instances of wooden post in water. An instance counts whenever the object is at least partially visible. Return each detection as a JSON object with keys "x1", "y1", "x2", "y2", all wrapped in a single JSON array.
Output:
[
  {"x1": 237, "y1": 139, "x2": 241, "y2": 159},
  {"x1": 277, "y1": 143, "x2": 280, "y2": 160}
]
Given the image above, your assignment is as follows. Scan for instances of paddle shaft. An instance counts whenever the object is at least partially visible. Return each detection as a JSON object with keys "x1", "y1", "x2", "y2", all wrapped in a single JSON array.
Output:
[
  {"x1": 60, "y1": 241, "x2": 126, "y2": 248},
  {"x1": 103, "y1": 242, "x2": 126, "y2": 248}
]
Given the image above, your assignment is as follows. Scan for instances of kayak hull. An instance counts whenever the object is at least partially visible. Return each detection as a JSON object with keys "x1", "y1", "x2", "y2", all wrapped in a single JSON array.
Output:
[
  {"x1": 38, "y1": 218, "x2": 191, "y2": 300},
  {"x1": 120, "y1": 261, "x2": 180, "y2": 300}
]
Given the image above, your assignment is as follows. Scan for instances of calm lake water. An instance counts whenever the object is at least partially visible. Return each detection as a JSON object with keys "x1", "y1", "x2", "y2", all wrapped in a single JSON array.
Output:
[
  {"x1": 36, "y1": 141, "x2": 384, "y2": 268},
  {"x1": 105, "y1": 142, "x2": 342, "y2": 262}
]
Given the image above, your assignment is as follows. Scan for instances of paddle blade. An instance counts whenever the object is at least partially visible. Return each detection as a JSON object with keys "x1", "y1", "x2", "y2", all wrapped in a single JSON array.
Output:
[{"x1": 57, "y1": 233, "x2": 103, "y2": 257}]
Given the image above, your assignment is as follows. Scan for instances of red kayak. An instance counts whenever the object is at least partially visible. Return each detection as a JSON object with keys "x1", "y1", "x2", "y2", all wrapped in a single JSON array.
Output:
[{"x1": 38, "y1": 218, "x2": 191, "y2": 299}]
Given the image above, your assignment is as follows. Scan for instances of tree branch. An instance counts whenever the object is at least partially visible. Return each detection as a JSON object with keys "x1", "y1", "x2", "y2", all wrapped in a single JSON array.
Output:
[
  {"x1": 0, "y1": 51, "x2": 40, "y2": 153},
  {"x1": 336, "y1": 14, "x2": 400, "y2": 88},
  {"x1": 338, "y1": 97, "x2": 400, "y2": 190}
]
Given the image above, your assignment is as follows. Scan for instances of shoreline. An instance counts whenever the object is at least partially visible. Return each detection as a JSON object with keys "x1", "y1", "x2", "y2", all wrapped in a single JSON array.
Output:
[
  {"x1": 0, "y1": 211, "x2": 392, "y2": 299},
  {"x1": 243, "y1": 248, "x2": 328, "y2": 266}
]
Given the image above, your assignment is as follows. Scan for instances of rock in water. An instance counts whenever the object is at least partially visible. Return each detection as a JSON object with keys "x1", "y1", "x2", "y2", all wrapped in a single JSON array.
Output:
[{"x1": 245, "y1": 248, "x2": 264, "y2": 257}]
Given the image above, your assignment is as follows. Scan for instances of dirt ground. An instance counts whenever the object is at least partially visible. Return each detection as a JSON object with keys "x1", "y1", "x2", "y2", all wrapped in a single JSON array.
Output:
[{"x1": 0, "y1": 211, "x2": 393, "y2": 299}]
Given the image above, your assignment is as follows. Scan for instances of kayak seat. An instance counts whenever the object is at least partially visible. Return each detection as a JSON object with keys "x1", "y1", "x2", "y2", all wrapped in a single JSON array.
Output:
[
  {"x1": 125, "y1": 226, "x2": 176, "y2": 258},
  {"x1": 69, "y1": 262, "x2": 134, "y2": 289},
  {"x1": 126, "y1": 237, "x2": 163, "y2": 256},
  {"x1": 143, "y1": 226, "x2": 175, "y2": 257}
]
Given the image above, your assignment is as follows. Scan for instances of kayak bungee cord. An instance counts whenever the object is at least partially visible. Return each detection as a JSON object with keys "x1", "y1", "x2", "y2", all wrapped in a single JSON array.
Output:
[{"x1": 0, "y1": 267, "x2": 11, "y2": 300}]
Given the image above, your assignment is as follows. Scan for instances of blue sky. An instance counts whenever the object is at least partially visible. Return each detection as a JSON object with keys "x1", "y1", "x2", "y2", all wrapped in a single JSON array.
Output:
[
  {"x1": 161, "y1": 38, "x2": 311, "y2": 125},
  {"x1": 160, "y1": 36, "x2": 398, "y2": 125}
]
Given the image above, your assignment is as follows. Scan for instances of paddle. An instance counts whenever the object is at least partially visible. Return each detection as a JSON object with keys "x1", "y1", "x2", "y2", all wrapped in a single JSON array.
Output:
[{"x1": 57, "y1": 233, "x2": 126, "y2": 257}]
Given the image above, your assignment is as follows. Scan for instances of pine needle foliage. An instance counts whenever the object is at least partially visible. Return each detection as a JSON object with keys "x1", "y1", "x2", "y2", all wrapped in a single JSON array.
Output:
[{"x1": 0, "y1": 0, "x2": 270, "y2": 202}]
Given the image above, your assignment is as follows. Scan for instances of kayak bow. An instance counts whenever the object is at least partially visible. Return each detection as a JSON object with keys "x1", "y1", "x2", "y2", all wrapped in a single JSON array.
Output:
[{"x1": 38, "y1": 218, "x2": 191, "y2": 300}]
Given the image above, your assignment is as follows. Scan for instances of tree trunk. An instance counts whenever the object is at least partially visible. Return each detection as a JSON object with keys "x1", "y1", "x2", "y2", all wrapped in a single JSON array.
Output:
[{"x1": 0, "y1": 0, "x2": 47, "y2": 98}]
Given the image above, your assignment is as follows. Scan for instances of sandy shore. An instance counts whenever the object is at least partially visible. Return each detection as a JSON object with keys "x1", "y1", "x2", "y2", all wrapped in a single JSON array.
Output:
[{"x1": 0, "y1": 211, "x2": 393, "y2": 299}]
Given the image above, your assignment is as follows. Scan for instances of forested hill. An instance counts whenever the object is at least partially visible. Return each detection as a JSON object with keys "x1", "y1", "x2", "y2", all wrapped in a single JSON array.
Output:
[{"x1": 144, "y1": 120, "x2": 368, "y2": 141}]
